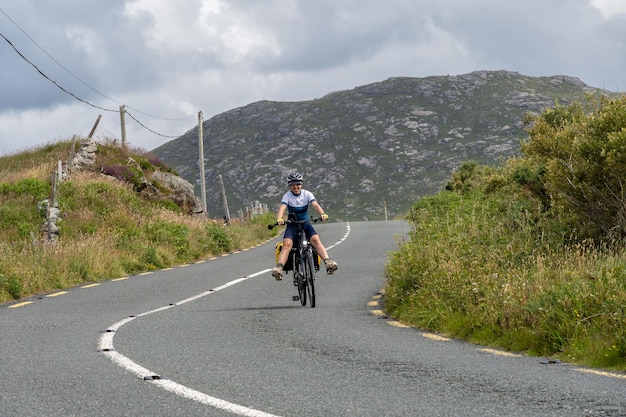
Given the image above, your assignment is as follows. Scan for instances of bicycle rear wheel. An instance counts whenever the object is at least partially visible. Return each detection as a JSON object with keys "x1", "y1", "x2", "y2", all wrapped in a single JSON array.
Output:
[{"x1": 304, "y1": 250, "x2": 316, "y2": 308}]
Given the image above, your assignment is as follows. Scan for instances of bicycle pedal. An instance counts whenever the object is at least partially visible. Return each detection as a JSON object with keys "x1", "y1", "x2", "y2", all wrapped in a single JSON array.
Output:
[{"x1": 292, "y1": 296, "x2": 300, "y2": 301}]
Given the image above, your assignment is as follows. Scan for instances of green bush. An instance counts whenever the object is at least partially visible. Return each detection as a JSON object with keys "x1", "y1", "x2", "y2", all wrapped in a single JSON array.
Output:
[
  {"x1": 0, "y1": 178, "x2": 49, "y2": 200},
  {"x1": 0, "y1": 272, "x2": 23, "y2": 300},
  {"x1": 386, "y1": 181, "x2": 626, "y2": 369},
  {"x1": 203, "y1": 224, "x2": 233, "y2": 253},
  {"x1": 145, "y1": 221, "x2": 190, "y2": 257},
  {"x1": 522, "y1": 95, "x2": 626, "y2": 240}
]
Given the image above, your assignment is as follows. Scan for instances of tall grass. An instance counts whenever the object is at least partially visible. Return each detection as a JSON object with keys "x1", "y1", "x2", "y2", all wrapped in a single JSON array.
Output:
[
  {"x1": 385, "y1": 167, "x2": 626, "y2": 372},
  {"x1": 0, "y1": 140, "x2": 278, "y2": 303}
]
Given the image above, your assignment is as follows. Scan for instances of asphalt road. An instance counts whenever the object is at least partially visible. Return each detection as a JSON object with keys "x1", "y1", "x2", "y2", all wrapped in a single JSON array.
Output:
[{"x1": 1, "y1": 220, "x2": 624, "y2": 417}]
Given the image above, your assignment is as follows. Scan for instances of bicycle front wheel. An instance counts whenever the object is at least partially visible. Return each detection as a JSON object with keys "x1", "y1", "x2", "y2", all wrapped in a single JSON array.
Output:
[
  {"x1": 304, "y1": 249, "x2": 316, "y2": 308},
  {"x1": 296, "y1": 255, "x2": 307, "y2": 306}
]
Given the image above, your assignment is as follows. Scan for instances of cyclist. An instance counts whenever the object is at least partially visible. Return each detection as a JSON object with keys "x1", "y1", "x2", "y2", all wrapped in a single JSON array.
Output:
[{"x1": 272, "y1": 172, "x2": 338, "y2": 281}]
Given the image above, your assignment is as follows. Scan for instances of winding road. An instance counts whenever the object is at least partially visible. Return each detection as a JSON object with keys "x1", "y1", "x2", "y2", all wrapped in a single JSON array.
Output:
[{"x1": 1, "y1": 220, "x2": 624, "y2": 416}]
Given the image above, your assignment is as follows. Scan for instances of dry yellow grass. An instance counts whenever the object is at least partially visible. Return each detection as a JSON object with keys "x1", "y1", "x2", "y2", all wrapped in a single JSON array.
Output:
[{"x1": 0, "y1": 139, "x2": 277, "y2": 304}]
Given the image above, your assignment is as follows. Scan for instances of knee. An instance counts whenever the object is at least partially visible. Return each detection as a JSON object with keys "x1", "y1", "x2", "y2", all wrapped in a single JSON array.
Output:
[
  {"x1": 282, "y1": 239, "x2": 293, "y2": 250},
  {"x1": 310, "y1": 235, "x2": 321, "y2": 245}
]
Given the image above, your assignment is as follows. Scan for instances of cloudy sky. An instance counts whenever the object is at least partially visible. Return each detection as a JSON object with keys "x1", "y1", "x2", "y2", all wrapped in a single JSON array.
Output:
[{"x1": 1, "y1": 0, "x2": 625, "y2": 155}]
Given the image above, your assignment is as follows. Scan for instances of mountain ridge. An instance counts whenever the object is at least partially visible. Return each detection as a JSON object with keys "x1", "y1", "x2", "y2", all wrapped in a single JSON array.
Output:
[{"x1": 152, "y1": 70, "x2": 616, "y2": 221}]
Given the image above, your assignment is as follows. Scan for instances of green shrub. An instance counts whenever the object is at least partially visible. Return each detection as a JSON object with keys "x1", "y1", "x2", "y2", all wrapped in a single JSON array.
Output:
[
  {"x1": 204, "y1": 224, "x2": 233, "y2": 253},
  {"x1": 386, "y1": 139, "x2": 626, "y2": 370},
  {"x1": 0, "y1": 178, "x2": 49, "y2": 200},
  {"x1": 522, "y1": 95, "x2": 626, "y2": 240},
  {"x1": 143, "y1": 247, "x2": 164, "y2": 269},
  {"x1": 0, "y1": 272, "x2": 23, "y2": 300}
]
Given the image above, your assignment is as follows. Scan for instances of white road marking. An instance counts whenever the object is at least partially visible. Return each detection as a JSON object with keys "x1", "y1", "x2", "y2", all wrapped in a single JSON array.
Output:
[{"x1": 98, "y1": 223, "x2": 350, "y2": 416}]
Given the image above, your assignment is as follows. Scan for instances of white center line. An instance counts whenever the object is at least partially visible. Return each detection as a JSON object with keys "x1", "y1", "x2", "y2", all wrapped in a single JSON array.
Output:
[{"x1": 98, "y1": 223, "x2": 350, "y2": 416}]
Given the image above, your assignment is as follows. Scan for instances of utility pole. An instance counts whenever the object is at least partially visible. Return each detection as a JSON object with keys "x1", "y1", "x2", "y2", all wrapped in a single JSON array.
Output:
[
  {"x1": 198, "y1": 111, "x2": 208, "y2": 217},
  {"x1": 218, "y1": 174, "x2": 231, "y2": 224},
  {"x1": 119, "y1": 105, "x2": 127, "y2": 149}
]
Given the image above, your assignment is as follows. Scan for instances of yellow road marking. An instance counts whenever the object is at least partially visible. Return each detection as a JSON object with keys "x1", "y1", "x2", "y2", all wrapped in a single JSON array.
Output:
[
  {"x1": 575, "y1": 368, "x2": 626, "y2": 380},
  {"x1": 81, "y1": 283, "x2": 101, "y2": 289},
  {"x1": 370, "y1": 309, "x2": 386, "y2": 317},
  {"x1": 47, "y1": 291, "x2": 69, "y2": 298},
  {"x1": 367, "y1": 301, "x2": 379, "y2": 307},
  {"x1": 112, "y1": 277, "x2": 129, "y2": 281},
  {"x1": 8, "y1": 301, "x2": 33, "y2": 308},
  {"x1": 138, "y1": 272, "x2": 153, "y2": 276},
  {"x1": 421, "y1": 333, "x2": 451, "y2": 341},
  {"x1": 479, "y1": 348, "x2": 520, "y2": 357},
  {"x1": 388, "y1": 321, "x2": 410, "y2": 328}
]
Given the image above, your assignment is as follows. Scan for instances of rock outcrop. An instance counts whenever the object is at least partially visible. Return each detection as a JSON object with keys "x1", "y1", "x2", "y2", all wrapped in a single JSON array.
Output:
[{"x1": 41, "y1": 138, "x2": 203, "y2": 242}]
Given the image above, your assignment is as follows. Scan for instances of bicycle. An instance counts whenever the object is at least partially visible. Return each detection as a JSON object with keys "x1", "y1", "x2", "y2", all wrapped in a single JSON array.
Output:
[{"x1": 268, "y1": 216, "x2": 322, "y2": 308}]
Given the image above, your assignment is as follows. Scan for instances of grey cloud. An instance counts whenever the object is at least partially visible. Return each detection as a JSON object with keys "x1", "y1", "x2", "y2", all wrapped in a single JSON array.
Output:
[{"x1": 0, "y1": 0, "x2": 625, "y2": 154}]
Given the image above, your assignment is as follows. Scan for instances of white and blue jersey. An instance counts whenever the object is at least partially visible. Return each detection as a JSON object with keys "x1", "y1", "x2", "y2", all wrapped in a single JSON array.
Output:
[
  {"x1": 280, "y1": 188, "x2": 319, "y2": 241},
  {"x1": 280, "y1": 189, "x2": 316, "y2": 221}
]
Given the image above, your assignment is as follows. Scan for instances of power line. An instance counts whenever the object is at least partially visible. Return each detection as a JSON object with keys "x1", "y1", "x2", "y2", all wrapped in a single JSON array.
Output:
[
  {"x1": 0, "y1": 31, "x2": 118, "y2": 113},
  {"x1": 0, "y1": 32, "x2": 188, "y2": 138},
  {"x1": 0, "y1": 6, "x2": 123, "y2": 108},
  {"x1": 125, "y1": 110, "x2": 180, "y2": 139},
  {"x1": 2, "y1": 30, "x2": 184, "y2": 138},
  {"x1": 0, "y1": 6, "x2": 196, "y2": 123}
]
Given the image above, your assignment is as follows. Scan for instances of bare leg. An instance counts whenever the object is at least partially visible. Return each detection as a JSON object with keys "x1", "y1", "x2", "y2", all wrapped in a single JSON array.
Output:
[
  {"x1": 310, "y1": 235, "x2": 329, "y2": 260},
  {"x1": 278, "y1": 238, "x2": 293, "y2": 265},
  {"x1": 310, "y1": 235, "x2": 338, "y2": 274}
]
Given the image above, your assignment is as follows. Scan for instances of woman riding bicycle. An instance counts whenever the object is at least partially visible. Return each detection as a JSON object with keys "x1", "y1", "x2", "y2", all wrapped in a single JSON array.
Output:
[{"x1": 272, "y1": 172, "x2": 338, "y2": 281}]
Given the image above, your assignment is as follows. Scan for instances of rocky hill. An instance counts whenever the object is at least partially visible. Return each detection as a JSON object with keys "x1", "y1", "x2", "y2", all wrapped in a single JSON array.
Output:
[{"x1": 152, "y1": 70, "x2": 615, "y2": 221}]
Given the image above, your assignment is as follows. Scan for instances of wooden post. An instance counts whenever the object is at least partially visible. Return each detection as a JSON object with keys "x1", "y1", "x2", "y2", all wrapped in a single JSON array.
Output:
[
  {"x1": 119, "y1": 105, "x2": 127, "y2": 149},
  {"x1": 218, "y1": 174, "x2": 231, "y2": 224},
  {"x1": 198, "y1": 111, "x2": 208, "y2": 217},
  {"x1": 87, "y1": 115, "x2": 102, "y2": 139},
  {"x1": 68, "y1": 136, "x2": 78, "y2": 174},
  {"x1": 47, "y1": 171, "x2": 55, "y2": 243}
]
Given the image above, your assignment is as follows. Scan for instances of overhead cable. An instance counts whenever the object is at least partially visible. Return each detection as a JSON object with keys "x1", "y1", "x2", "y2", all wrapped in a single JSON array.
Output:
[
  {"x1": 1, "y1": 30, "x2": 185, "y2": 138},
  {"x1": 0, "y1": 7, "x2": 195, "y2": 122},
  {"x1": 125, "y1": 111, "x2": 180, "y2": 139},
  {"x1": 1, "y1": 6, "x2": 195, "y2": 136},
  {"x1": 0, "y1": 32, "x2": 118, "y2": 112},
  {"x1": 0, "y1": 6, "x2": 123, "y2": 108}
]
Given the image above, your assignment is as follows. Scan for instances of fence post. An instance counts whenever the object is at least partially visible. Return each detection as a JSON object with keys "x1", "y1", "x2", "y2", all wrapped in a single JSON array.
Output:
[
  {"x1": 198, "y1": 111, "x2": 208, "y2": 218},
  {"x1": 119, "y1": 105, "x2": 127, "y2": 149},
  {"x1": 218, "y1": 174, "x2": 230, "y2": 223}
]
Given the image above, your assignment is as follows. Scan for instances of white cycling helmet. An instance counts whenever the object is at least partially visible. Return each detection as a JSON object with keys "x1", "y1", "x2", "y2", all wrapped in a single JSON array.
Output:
[{"x1": 287, "y1": 172, "x2": 303, "y2": 184}]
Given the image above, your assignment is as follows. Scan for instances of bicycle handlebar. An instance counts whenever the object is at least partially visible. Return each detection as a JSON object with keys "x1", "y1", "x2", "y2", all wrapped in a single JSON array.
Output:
[{"x1": 267, "y1": 216, "x2": 322, "y2": 230}]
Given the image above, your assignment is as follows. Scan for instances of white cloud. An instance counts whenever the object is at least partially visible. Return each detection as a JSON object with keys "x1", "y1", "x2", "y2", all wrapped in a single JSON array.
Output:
[
  {"x1": 591, "y1": 0, "x2": 626, "y2": 18},
  {"x1": 1, "y1": 0, "x2": 625, "y2": 155}
]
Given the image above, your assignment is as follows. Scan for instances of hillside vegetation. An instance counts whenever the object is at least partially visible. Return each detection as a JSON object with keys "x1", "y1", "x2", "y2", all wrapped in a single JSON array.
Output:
[
  {"x1": 0, "y1": 141, "x2": 276, "y2": 304},
  {"x1": 153, "y1": 70, "x2": 616, "y2": 221},
  {"x1": 385, "y1": 95, "x2": 626, "y2": 372}
]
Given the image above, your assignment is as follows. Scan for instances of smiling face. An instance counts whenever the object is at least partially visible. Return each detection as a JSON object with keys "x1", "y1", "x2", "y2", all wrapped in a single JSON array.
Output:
[{"x1": 289, "y1": 181, "x2": 302, "y2": 195}]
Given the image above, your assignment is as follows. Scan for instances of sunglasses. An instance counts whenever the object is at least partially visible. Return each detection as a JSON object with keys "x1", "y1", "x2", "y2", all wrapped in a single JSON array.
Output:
[{"x1": 289, "y1": 182, "x2": 302, "y2": 186}]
